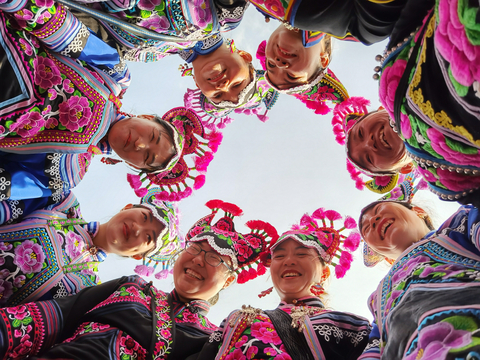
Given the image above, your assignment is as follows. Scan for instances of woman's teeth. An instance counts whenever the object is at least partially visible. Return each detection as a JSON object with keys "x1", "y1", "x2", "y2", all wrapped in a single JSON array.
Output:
[
  {"x1": 381, "y1": 219, "x2": 394, "y2": 238},
  {"x1": 186, "y1": 269, "x2": 202, "y2": 280},
  {"x1": 380, "y1": 128, "x2": 390, "y2": 148}
]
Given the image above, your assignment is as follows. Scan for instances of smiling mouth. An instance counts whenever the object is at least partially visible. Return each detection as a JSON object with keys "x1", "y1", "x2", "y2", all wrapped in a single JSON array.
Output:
[
  {"x1": 185, "y1": 268, "x2": 204, "y2": 280},
  {"x1": 209, "y1": 69, "x2": 226, "y2": 83},
  {"x1": 124, "y1": 131, "x2": 131, "y2": 149},
  {"x1": 123, "y1": 223, "x2": 130, "y2": 241},
  {"x1": 277, "y1": 45, "x2": 296, "y2": 59},
  {"x1": 379, "y1": 128, "x2": 390, "y2": 149},
  {"x1": 379, "y1": 219, "x2": 394, "y2": 239},
  {"x1": 281, "y1": 271, "x2": 301, "y2": 278}
]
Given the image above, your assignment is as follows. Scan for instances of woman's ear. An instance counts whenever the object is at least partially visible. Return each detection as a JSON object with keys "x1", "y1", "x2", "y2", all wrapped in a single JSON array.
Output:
[
  {"x1": 238, "y1": 50, "x2": 253, "y2": 63},
  {"x1": 412, "y1": 206, "x2": 428, "y2": 220},
  {"x1": 122, "y1": 203, "x2": 134, "y2": 211},
  {"x1": 222, "y1": 274, "x2": 236, "y2": 289}
]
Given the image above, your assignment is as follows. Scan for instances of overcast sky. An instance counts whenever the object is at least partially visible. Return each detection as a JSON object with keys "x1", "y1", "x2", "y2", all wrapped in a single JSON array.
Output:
[{"x1": 74, "y1": 6, "x2": 460, "y2": 325}]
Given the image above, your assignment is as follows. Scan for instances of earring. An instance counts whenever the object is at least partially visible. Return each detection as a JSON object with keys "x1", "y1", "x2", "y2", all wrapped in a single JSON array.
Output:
[
  {"x1": 310, "y1": 283, "x2": 324, "y2": 297},
  {"x1": 178, "y1": 63, "x2": 193, "y2": 77},
  {"x1": 258, "y1": 287, "x2": 273, "y2": 298},
  {"x1": 101, "y1": 157, "x2": 122, "y2": 165},
  {"x1": 400, "y1": 162, "x2": 415, "y2": 174},
  {"x1": 131, "y1": 254, "x2": 144, "y2": 260}
]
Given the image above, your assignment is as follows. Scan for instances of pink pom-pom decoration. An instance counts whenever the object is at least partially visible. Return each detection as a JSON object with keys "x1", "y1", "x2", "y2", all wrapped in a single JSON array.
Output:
[
  {"x1": 134, "y1": 188, "x2": 148, "y2": 198},
  {"x1": 155, "y1": 269, "x2": 169, "y2": 280},
  {"x1": 334, "y1": 264, "x2": 347, "y2": 278},
  {"x1": 205, "y1": 199, "x2": 224, "y2": 209},
  {"x1": 343, "y1": 232, "x2": 361, "y2": 252},
  {"x1": 194, "y1": 152, "x2": 214, "y2": 173},
  {"x1": 193, "y1": 175, "x2": 206, "y2": 190},
  {"x1": 312, "y1": 208, "x2": 326, "y2": 220},
  {"x1": 325, "y1": 210, "x2": 342, "y2": 221},
  {"x1": 220, "y1": 202, "x2": 243, "y2": 216},
  {"x1": 300, "y1": 214, "x2": 313, "y2": 226},
  {"x1": 257, "y1": 114, "x2": 269, "y2": 122},
  {"x1": 154, "y1": 191, "x2": 170, "y2": 201},
  {"x1": 248, "y1": 267, "x2": 258, "y2": 280},
  {"x1": 343, "y1": 216, "x2": 357, "y2": 229},
  {"x1": 256, "y1": 40, "x2": 267, "y2": 70},
  {"x1": 257, "y1": 263, "x2": 266, "y2": 276},
  {"x1": 127, "y1": 174, "x2": 142, "y2": 190},
  {"x1": 237, "y1": 270, "x2": 247, "y2": 284},
  {"x1": 134, "y1": 265, "x2": 155, "y2": 277},
  {"x1": 339, "y1": 251, "x2": 353, "y2": 270},
  {"x1": 207, "y1": 131, "x2": 223, "y2": 153}
]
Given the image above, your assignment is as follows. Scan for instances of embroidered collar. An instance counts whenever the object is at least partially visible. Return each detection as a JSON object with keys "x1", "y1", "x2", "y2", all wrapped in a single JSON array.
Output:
[
  {"x1": 170, "y1": 288, "x2": 211, "y2": 316},
  {"x1": 279, "y1": 296, "x2": 325, "y2": 308}
]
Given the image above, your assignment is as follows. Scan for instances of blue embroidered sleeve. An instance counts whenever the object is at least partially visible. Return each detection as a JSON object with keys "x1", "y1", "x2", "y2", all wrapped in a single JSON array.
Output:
[{"x1": 358, "y1": 322, "x2": 381, "y2": 360}]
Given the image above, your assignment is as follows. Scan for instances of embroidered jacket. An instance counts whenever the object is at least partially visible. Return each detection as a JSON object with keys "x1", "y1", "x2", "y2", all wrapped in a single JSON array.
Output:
[
  {"x1": 0, "y1": 0, "x2": 129, "y2": 154},
  {"x1": 200, "y1": 297, "x2": 371, "y2": 359},
  {"x1": 248, "y1": 0, "x2": 417, "y2": 45},
  {"x1": 0, "y1": 192, "x2": 107, "y2": 306},
  {"x1": 0, "y1": 275, "x2": 217, "y2": 359},
  {"x1": 378, "y1": 1, "x2": 480, "y2": 204},
  {"x1": 70, "y1": 0, "x2": 249, "y2": 62},
  {"x1": 359, "y1": 205, "x2": 480, "y2": 360}
]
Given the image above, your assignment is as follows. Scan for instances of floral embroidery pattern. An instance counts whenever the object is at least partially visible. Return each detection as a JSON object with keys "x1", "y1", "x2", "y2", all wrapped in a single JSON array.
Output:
[
  {"x1": 13, "y1": 240, "x2": 45, "y2": 273},
  {"x1": 6, "y1": 305, "x2": 35, "y2": 358}
]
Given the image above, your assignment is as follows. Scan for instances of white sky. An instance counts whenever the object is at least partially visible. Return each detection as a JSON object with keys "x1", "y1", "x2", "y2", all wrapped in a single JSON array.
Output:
[{"x1": 74, "y1": 6, "x2": 460, "y2": 325}]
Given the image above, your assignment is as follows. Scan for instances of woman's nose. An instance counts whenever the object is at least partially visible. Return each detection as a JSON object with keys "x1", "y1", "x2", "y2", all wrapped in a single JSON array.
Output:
[
  {"x1": 215, "y1": 78, "x2": 229, "y2": 90},
  {"x1": 275, "y1": 57, "x2": 290, "y2": 68},
  {"x1": 135, "y1": 138, "x2": 146, "y2": 151}
]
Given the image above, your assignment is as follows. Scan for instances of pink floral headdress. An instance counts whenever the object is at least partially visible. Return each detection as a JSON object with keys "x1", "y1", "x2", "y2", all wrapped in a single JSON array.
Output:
[
  {"x1": 185, "y1": 199, "x2": 279, "y2": 284},
  {"x1": 331, "y1": 97, "x2": 404, "y2": 193},
  {"x1": 256, "y1": 40, "x2": 349, "y2": 115},
  {"x1": 125, "y1": 107, "x2": 223, "y2": 201},
  {"x1": 260, "y1": 207, "x2": 361, "y2": 279}
]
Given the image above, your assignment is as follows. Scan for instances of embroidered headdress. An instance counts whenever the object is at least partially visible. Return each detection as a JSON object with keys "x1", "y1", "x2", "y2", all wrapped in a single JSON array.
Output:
[
  {"x1": 256, "y1": 35, "x2": 349, "y2": 115},
  {"x1": 185, "y1": 199, "x2": 279, "y2": 283},
  {"x1": 360, "y1": 172, "x2": 429, "y2": 267},
  {"x1": 331, "y1": 97, "x2": 406, "y2": 193},
  {"x1": 134, "y1": 188, "x2": 182, "y2": 278},
  {"x1": 261, "y1": 208, "x2": 361, "y2": 279},
  {"x1": 124, "y1": 107, "x2": 223, "y2": 201}
]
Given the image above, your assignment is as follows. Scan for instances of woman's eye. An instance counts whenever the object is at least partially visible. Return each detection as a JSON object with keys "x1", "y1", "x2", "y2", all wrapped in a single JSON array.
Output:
[
  {"x1": 273, "y1": 255, "x2": 284, "y2": 259},
  {"x1": 150, "y1": 130, "x2": 155, "y2": 142},
  {"x1": 359, "y1": 129, "x2": 363, "y2": 138},
  {"x1": 143, "y1": 213, "x2": 147, "y2": 221},
  {"x1": 267, "y1": 61, "x2": 275, "y2": 68},
  {"x1": 147, "y1": 234, "x2": 152, "y2": 243},
  {"x1": 233, "y1": 81, "x2": 242, "y2": 88},
  {"x1": 287, "y1": 73, "x2": 297, "y2": 80}
]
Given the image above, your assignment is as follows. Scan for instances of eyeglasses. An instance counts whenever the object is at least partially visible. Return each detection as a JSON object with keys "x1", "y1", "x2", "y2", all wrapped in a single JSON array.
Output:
[{"x1": 184, "y1": 242, "x2": 233, "y2": 272}]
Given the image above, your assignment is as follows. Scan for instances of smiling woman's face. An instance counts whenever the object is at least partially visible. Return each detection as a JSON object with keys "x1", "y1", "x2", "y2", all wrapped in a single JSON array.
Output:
[
  {"x1": 360, "y1": 202, "x2": 430, "y2": 259},
  {"x1": 192, "y1": 44, "x2": 252, "y2": 104},
  {"x1": 107, "y1": 115, "x2": 176, "y2": 171},
  {"x1": 270, "y1": 238, "x2": 323, "y2": 303},
  {"x1": 173, "y1": 241, "x2": 234, "y2": 302},
  {"x1": 265, "y1": 26, "x2": 324, "y2": 90},
  {"x1": 347, "y1": 110, "x2": 406, "y2": 173}
]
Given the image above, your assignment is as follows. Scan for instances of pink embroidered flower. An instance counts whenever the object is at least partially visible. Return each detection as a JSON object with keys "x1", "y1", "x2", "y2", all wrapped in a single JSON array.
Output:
[
  {"x1": 244, "y1": 235, "x2": 261, "y2": 249},
  {"x1": 42, "y1": 105, "x2": 52, "y2": 116},
  {"x1": 435, "y1": 0, "x2": 480, "y2": 87},
  {"x1": 13, "y1": 240, "x2": 46, "y2": 273},
  {"x1": 6, "y1": 305, "x2": 28, "y2": 319},
  {"x1": 137, "y1": 0, "x2": 160, "y2": 11},
  {"x1": 264, "y1": 347, "x2": 279, "y2": 356},
  {"x1": 182, "y1": 310, "x2": 199, "y2": 323},
  {"x1": 160, "y1": 329, "x2": 171, "y2": 338},
  {"x1": 274, "y1": 354, "x2": 292, "y2": 360},
  {"x1": 225, "y1": 348, "x2": 246, "y2": 360},
  {"x1": 251, "y1": 320, "x2": 281, "y2": 345},
  {"x1": 11, "y1": 334, "x2": 33, "y2": 358},
  {"x1": 47, "y1": 89, "x2": 57, "y2": 100},
  {"x1": 378, "y1": 59, "x2": 407, "y2": 118},
  {"x1": 120, "y1": 334, "x2": 140, "y2": 355},
  {"x1": 435, "y1": 168, "x2": 480, "y2": 192},
  {"x1": 0, "y1": 257, "x2": 5, "y2": 267},
  {"x1": 14, "y1": 275, "x2": 27, "y2": 289},
  {"x1": 33, "y1": 56, "x2": 62, "y2": 88},
  {"x1": 0, "y1": 269, "x2": 9, "y2": 279},
  {"x1": 399, "y1": 113, "x2": 412, "y2": 139},
  {"x1": 188, "y1": 226, "x2": 205, "y2": 237},
  {"x1": 138, "y1": 15, "x2": 170, "y2": 32},
  {"x1": 14, "y1": 8, "x2": 33, "y2": 20},
  {"x1": 404, "y1": 321, "x2": 472, "y2": 360},
  {"x1": 65, "y1": 232, "x2": 85, "y2": 258},
  {"x1": 427, "y1": 128, "x2": 480, "y2": 167},
  {"x1": 262, "y1": 0, "x2": 284, "y2": 18},
  {"x1": 0, "y1": 242, "x2": 12, "y2": 251},
  {"x1": 192, "y1": 0, "x2": 212, "y2": 28},
  {"x1": 19, "y1": 38, "x2": 33, "y2": 56},
  {"x1": 63, "y1": 79, "x2": 74, "y2": 94},
  {"x1": 9, "y1": 112, "x2": 45, "y2": 138},
  {"x1": 89, "y1": 70, "x2": 105, "y2": 84},
  {"x1": 0, "y1": 125, "x2": 5, "y2": 135},
  {"x1": 44, "y1": 117, "x2": 58, "y2": 129},
  {"x1": 58, "y1": 95, "x2": 92, "y2": 132},
  {"x1": 36, "y1": 10, "x2": 52, "y2": 24},
  {"x1": 416, "y1": 167, "x2": 438, "y2": 183},
  {"x1": 0, "y1": 279, "x2": 13, "y2": 305},
  {"x1": 235, "y1": 335, "x2": 248, "y2": 348},
  {"x1": 234, "y1": 240, "x2": 253, "y2": 259},
  {"x1": 391, "y1": 255, "x2": 430, "y2": 285},
  {"x1": 385, "y1": 290, "x2": 402, "y2": 311},
  {"x1": 246, "y1": 346, "x2": 258, "y2": 358},
  {"x1": 35, "y1": 0, "x2": 54, "y2": 6}
]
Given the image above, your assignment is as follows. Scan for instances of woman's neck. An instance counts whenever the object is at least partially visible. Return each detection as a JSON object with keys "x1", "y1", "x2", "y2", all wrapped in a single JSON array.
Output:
[{"x1": 92, "y1": 223, "x2": 110, "y2": 253}]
